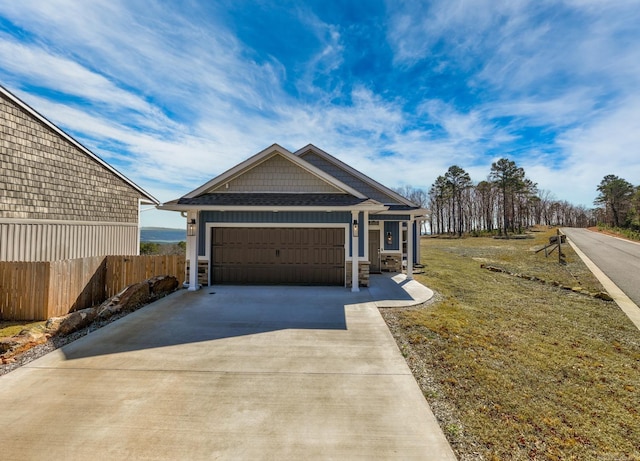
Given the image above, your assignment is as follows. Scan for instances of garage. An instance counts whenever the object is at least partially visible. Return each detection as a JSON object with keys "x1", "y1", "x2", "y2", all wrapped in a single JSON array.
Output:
[{"x1": 211, "y1": 227, "x2": 345, "y2": 285}]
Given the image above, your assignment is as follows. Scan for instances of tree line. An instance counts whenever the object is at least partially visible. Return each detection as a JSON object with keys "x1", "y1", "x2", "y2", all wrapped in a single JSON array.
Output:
[
  {"x1": 593, "y1": 175, "x2": 640, "y2": 231},
  {"x1": 395, "y1": 159, "x2": 632, "y2": 236}
]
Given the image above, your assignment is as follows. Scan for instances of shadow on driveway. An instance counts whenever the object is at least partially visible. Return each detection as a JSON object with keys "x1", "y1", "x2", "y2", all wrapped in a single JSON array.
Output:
[
  {"x1": 60, "y1": 275, "x2": 421, "y2": 361},
  {"x1": 61, "y1": 285, "x2": 363, "y2": 361}
]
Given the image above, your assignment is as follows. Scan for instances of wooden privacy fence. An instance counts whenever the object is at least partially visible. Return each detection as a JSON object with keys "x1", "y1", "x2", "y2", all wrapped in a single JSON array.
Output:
[
  {"x1": 104, "y1": 255, "x2": 184, "y2": 298},
  {"x1": 0, "y1": 255, "x2": 185, "y2": 321}
]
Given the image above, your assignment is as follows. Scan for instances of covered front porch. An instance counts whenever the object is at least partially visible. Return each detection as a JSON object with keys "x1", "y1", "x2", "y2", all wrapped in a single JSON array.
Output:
[{"x1": 347, "y1": 211, "x2": 426, "y2": 290}]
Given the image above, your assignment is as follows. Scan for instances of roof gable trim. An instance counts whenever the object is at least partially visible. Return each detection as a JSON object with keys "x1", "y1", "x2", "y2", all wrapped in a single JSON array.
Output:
[
  {"x1": 184, "y1": 144, "x2": 367, "y2": 199},
  {"x1": 295, "y1": 144, "x2": 417, "y2": 207}
]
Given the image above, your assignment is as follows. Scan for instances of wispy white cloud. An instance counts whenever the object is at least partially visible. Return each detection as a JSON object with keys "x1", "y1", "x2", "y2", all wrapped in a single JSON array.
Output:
[
  {"x1": 384, "y1": 0, "x2": 640, "y2": 197},
  {"x1": 1, "y1": 0, "x2": 639, "y2": 227}
]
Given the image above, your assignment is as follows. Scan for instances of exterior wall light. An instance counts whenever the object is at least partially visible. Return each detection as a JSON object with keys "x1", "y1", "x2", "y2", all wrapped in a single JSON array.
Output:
[
  {"x1": 386, "y1": 231, "x2": 393, "y2": 245},
  {"x1": 187, "y1": 218, "x2": 196, "y2": 237},
  {"x1": 352, "y1": 219, "x2": 359, "y2": 237}
]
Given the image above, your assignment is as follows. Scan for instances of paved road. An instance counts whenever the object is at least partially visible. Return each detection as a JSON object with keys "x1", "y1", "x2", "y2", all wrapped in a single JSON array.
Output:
[
  {"x1": 562, "y1": 228, "x2": 640, "y2": 306},
  {"x1": 0, "y1": 276, "x2": 455, "y2": 460}
]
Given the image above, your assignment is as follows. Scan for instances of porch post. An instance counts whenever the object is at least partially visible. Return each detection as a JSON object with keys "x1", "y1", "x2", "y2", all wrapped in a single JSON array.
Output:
[
  {"x1": 406, "y1": 218, "x2": 414, "y2": 280},
  {"x1": 363, "y1": 211, "x2": 369, "y2": 261},
  {"x1": 187, "y1": 210, "x2": 200, "y2": 291},
  {"x1": 416, "y1": 219, "x2": 422, "y2": 262},
  {"x1": 351, "y1": 211, "x2": 360, "y2": 292}
]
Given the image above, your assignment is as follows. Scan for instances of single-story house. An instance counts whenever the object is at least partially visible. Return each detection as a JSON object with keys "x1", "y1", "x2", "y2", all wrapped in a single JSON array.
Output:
[
  {"x1": 0, "y1": 84, "x2": 158, "y2": 261},
  {"x1": 160, "y1": 144, "x2": 427, "y2": 291}
]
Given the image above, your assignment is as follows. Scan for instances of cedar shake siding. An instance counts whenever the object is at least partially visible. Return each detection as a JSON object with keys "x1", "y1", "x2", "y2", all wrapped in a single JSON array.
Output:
[
  {"x1": 210, "y1": 153, "x2": 338, "y2": 193},
  {"x1": 0, "y1": 86, "x2": 157, "y2": 261},
  {"x1": 0, "y1": 93, "x2": 141, "y2": 223}
]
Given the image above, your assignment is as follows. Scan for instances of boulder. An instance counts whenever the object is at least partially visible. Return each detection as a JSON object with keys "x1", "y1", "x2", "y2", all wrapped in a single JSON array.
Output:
[
  {"x1": 593, "y1": 291, "x2": 614, "y2": 301},
  {"x1": 18, "y1": 328, "x2": 47, "y2": 343},
  {"x1": 96, "y1": 302, "x2": 126, "y2": 320},
  {"x1": 0, "y1": 336, "x2": 19, "y2": 354},
  {"x1": 148, "y1": 276, "x2": 179, "y2": 296},
  {"x1": 58, "y1": 308, "x2": 98, "y2": 336},
  {"x1": 95, "y1": 295, "x2": 120, "y2": 319},
  {"x1": 117, "y1": 282, "x2": 150, "y2": 311},
  {"x1": 0, "y1": 328, "x2": 48, "y2": 358},
  {"x1": 45, "y1": 316, "x2": 64, "y2": 334}
]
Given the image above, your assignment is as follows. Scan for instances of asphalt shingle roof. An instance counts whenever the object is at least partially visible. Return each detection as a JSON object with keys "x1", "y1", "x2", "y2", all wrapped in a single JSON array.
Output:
[
  {"x1": 177, "y1": 193, "x2": 368, "y2": 207},
  {"x1": 385, "y1": 204, "x2": 422, "y2": 211}
]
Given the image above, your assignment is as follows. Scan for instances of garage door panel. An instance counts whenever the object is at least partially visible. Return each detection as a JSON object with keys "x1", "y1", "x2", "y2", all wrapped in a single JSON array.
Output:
[{"x1": 212, "y1": 227, "x2": 344, "y2": 285}]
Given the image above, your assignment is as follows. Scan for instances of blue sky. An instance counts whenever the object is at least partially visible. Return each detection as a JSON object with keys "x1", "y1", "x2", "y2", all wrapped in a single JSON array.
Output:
[{"x1": 1, "y1": 0, "x2": 639, "y2": 228}]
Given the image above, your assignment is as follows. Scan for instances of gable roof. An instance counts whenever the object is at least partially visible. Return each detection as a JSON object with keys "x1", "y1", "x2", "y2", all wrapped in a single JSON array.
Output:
[
  {"x1": 295, "y1": 144, "x2": 418, "y2": 207},
  {"x1": 161, "y1": 143, "x2": 426, "y2": 216},
  {"x1": 0, "y1": 84, "x2": 158, "y2": 205},
  {"x1": 183, "y1": 143, "x2": 367, "y2": 199}
]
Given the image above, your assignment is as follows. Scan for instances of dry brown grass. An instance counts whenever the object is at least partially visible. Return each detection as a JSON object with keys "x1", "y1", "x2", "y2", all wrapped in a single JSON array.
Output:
[
  {"x1": 0, "y1": 321, "x2": 46, "y2": 338},
  {"x1": 382, "y1": 228, "x2": 640, "y2": 460}
]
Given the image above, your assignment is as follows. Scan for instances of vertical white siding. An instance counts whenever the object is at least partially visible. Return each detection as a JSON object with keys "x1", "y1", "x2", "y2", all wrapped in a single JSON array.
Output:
[{"x1": 0, "y1": 221, "x2": 138, "y2": 262}]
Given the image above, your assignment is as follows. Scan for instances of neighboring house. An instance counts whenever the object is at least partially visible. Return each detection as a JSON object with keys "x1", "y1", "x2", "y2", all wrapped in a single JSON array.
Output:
[
  {"x1": 0, "y1": 85, "x2": 158, "y2": 261},
  {"x1": 160, "y1": 143, "x2": 427, "y2": 291}
]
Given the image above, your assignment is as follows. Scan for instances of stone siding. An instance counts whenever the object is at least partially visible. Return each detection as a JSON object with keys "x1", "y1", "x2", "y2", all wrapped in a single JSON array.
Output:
[
  {"x1": 186, "y1": 259, "x2": 209, "y2": 286},
  {"x1": 381, "y1": 253, "x2": 402, "y2": 272},
  {"x1": 345, "y1": 261, "x2": 370, "y2": 287},
  {"x1": 0, "y1": 93, "x2": 141, "y2": 223}
]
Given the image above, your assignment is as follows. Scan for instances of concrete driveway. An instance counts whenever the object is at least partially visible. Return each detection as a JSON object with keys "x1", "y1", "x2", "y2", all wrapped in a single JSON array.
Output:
[{"x1": 0, "y1": 275, "x2": 455, "y2": 460}]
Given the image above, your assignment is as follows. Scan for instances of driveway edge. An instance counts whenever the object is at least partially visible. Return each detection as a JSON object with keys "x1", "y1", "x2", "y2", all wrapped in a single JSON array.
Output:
[{"x1": 566, "y1": 238, "x2": 640, "y2": 331}]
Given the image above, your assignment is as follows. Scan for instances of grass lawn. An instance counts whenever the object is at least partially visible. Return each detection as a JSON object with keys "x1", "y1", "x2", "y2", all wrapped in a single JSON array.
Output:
[
  {"x1": 381, "y1": 228, "x2": 639, "y2": 461},
  {"x1": 0, "y1": 321, "x2": 46, "y2": 339}
]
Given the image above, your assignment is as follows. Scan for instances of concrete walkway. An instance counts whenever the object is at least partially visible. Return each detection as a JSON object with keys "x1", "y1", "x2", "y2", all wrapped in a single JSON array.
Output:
[{"x1": 0, "y1": 276, "x2": 455, "y2": 460}]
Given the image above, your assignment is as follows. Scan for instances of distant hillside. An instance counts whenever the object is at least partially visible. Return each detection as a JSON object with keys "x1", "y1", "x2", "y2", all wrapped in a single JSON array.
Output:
[{"x1": 140, "y1": 227, "x2": 186, "y2": 243}]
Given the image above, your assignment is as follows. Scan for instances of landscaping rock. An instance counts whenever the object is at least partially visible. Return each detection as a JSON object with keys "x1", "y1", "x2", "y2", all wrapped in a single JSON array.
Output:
[
  {"x1": 95, "y1": 295, "x2": 120, "y2": 319},
  {"x1": 148, "y1": 275, "x2": 179, "y2": 296},
  {"x1": 478, "y1": 264, "x2": 613, "y2": 302},
  {"x1": 117, "y1": 282, "x2": 151, "y2": 311},
  {"x1": 58, "y1": 308, "x2": 98, "y2": 336},
  {"x1": 0, "y1": 329, "x2": 49, "y2": 359},
  {"x1": 2, "y1": 275, "x2": 182, "y2": 374},
  {"x1": 18, "y1": 329, "x2": 47, "y2": 343},
  {"x1": 45, "y1": 317, "x2": 64, "y2": 334},
  {"x1": 593, "y1": 291, "x2": 614, "y2": 301},
  {"x1": 0, "y1": 337, "x2": 17, "y2": 353}
]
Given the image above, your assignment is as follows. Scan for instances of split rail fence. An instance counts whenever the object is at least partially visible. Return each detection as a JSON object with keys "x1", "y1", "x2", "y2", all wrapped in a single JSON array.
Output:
[{"x1": 0, "y1": 255, "x2": 185, "y2": 321}]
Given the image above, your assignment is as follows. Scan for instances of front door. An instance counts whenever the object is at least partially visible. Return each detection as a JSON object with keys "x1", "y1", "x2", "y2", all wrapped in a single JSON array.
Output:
[{"x1": 368, "y1": 229, "x2": 381, "y2": 273}]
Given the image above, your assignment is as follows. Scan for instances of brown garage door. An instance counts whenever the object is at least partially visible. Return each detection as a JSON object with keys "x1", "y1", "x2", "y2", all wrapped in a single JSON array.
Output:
[{"x1": 211, "y1": 227, "x2": 345, "y2": 285}]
